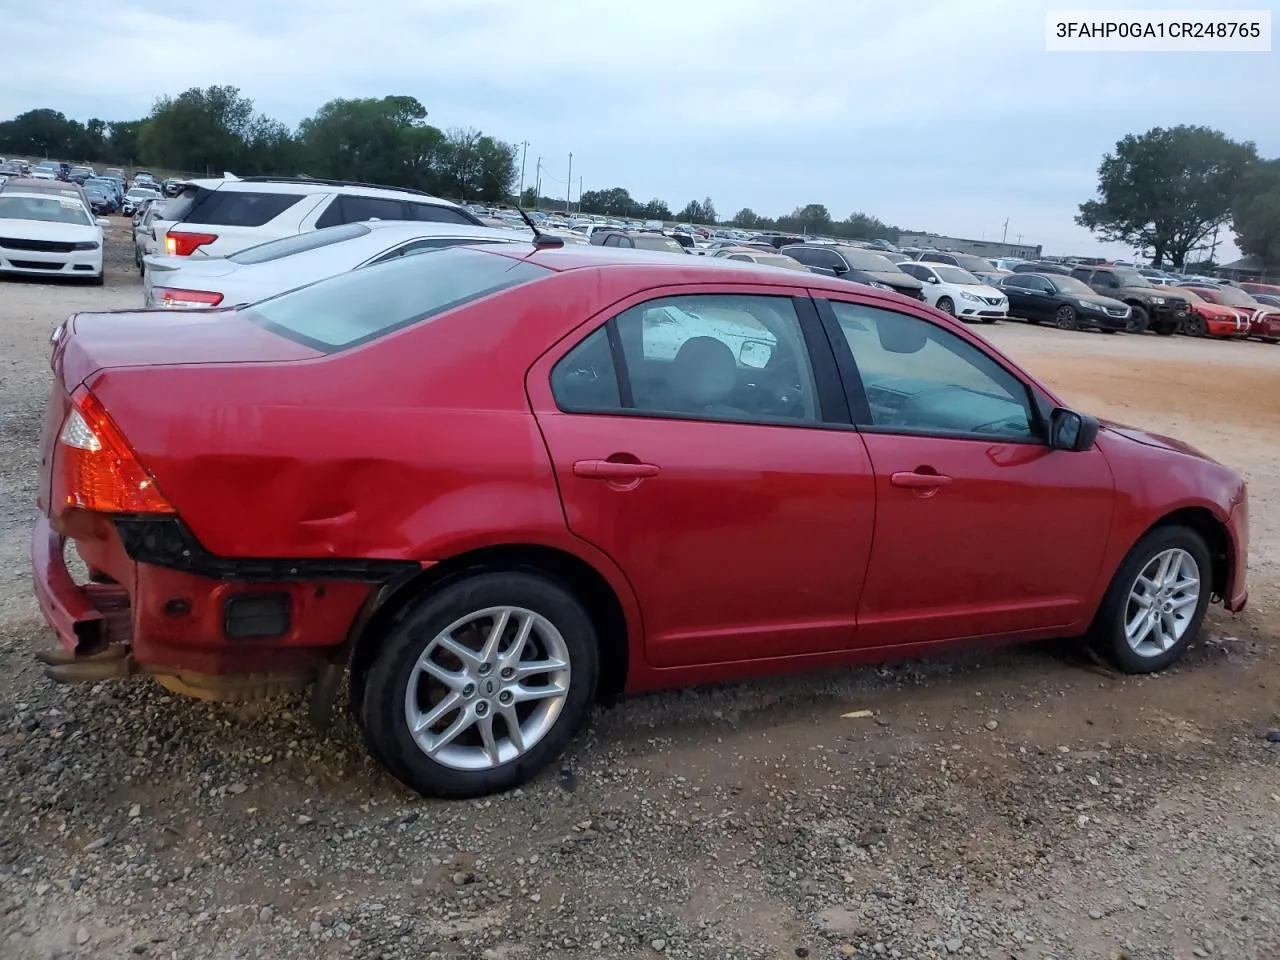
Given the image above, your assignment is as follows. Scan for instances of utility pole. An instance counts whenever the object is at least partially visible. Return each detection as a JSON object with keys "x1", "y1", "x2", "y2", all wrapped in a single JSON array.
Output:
[
  {"x1": 1002, "y1": 218, "x2": 1009, "y2": 244},
  {"x1": 1016, "y1": 234, "x2": 1023, "y2": 245},
  {"x1": 516, "y1": 140, "x2": 529, "y2": 205},
  {"x1": 534, "y1": 157, "x2": 541, "y2": 206},
  {"x1": 575, "y1": 176, "x2": 583, "y2": 213},
  {"x1": 565, "y1": 152, "x2": 573, "y2": 214}
]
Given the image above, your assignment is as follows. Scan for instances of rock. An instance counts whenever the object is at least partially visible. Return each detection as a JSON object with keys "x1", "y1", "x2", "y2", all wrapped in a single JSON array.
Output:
[
  {"x1": 839, "y1": 946, "x2": 856, "y2": 958},
  {"x1": 227, "y1": 783, "x2": 248, "y2": 795},
  {"x1": 1264, "y1": 730, "x2": 1280, "y2": 743},
  {"x1": 309, "y1": 922, "x2": 322, "y2": 936},
  {"x1": 75, "y1": 927, "x2": 90, "y2": 945},
  {"x1": 985, "y1": 720, "x2": 999, "y2": 730},
  {"x1": 83, "y1": 836, "x2": 112, "y2": 853},
  {"x1": 795, "y1": 949, "x2": 810, "y2": 958},
  {"x1": 259, "y1": 906, "x2": 274, "y2": 923},
  {"x1": 296, "y1": 815, "x2": 314, "y2": 826},
  {"x1": 945, "y1": 938, "x2": 963, "y2": 954},
  {"x1": 650, "y1": 938, "x2": 666, "y2": 952},
  {"x1": 450, "y1": 871, "x2": 475, "y2": 886},
  {"x1": 1089, "y1": 909, "x2": 1104, "y2": 919},
  {"x1": 128, "y1": 803, "x2": 141, "y2": 818}
]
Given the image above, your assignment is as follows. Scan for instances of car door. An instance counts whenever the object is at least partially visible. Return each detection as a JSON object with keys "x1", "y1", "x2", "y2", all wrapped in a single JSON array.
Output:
[
  {"x1": 815, "y1": 294, "x2": 1115, "y2": 647},
  {"x1": 902, "y1": 263, "x2": 943, "y2": 306},
  {"x1": 1006, "y1": 274, "x2": 1053, "y2": 320},
  {"x1": 527, "y1": 288, "x2": 877, "y2": 668}
]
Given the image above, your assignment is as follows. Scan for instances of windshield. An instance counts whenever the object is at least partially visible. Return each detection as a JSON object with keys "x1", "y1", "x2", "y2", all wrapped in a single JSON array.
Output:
[
  {"x1": 228, "y1": 222, "x2": 371, "y2": 265},
  {"x1": 757, "y1": 254, "x2": 806, "y2": 271},
  {"x1": 35, "y1": 162, "x2": 58, "y2": 171},
  {"x1": 1201, "y1": 285, "x2": 1256, "y2": 307},
  {"x1": 126, "y1": 189, "x2": 158, "y2": 199},
  {"x1": 246, "y1": 245, "x2": 550, "y2": 351},
  {"x1": 934, "y1": 266, "x2": 981, "y2": 285},
  {"x1": 951, "y1": 254, "x2": 996, "y2": 273},
  {"x1": 1112, "y1": 270, "x2": 1152, "y2": 287},
  {"x1": 0, "y1": 195, "x2": 91, "y2": 225},
  {"x1": 841, "y1": 249, "x2": 900, "y2": 272},
  {"x1": 1051, "y1": 276, "x2": 1095, "y2": 296}
]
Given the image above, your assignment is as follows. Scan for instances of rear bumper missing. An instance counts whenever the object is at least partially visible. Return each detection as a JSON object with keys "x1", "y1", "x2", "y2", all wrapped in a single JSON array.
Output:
[{"x1": 31, "y1": 514, "x2": 131, "y2": 654}]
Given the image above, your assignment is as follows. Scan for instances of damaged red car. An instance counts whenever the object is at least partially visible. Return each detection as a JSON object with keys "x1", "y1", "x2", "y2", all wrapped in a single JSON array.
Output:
[
  {"x1": 33, "y1": 242, "x2": 1250, "y2": 798},
  {"x1": 1175, "y1": 287, "x2": 1251, "y2": 339},
  {"x1": 1181, "y1": 284, "x2": 1280, "y2": 343}
]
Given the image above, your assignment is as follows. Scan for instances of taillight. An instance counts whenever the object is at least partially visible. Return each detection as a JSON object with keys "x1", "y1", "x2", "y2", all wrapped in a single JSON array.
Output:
[
  {"x1": 53, "y1": 388, "x2": 174, "y2": 515},
  {"x1": 164, "y1": 231, "x2": 218, "y2": 256},
  {"x1": 152, "y1": 287, "x2": 224, "y2": 309}
]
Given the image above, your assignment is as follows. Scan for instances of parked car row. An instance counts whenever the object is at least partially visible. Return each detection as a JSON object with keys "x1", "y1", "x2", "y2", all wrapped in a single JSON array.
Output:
[{"x1": 0, "y1": 178, "x2": 108, "y2": 283}]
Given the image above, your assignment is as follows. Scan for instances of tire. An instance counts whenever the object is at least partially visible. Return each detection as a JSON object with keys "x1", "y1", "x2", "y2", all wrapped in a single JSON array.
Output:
[
  {"x1": 936, "y1": 297, "x2": 955, "y2": 316},
  {"x1": 89, "y1": 272, "x2": 104, "y2": 287},
  {"x1": 1185, "y1": 313, "x2": 1207, "y2": 337},
  {"x1": 1090, "y1": 525, "x2": 1212, "y2": 674},
  {"x1": 1054, "y1": 304, "x2": 1078, "y2": 330},
  {"x1": 979, "y1": 316, "x2": 999, "y2": 324},
  {"x1": 1126, "y1": 305, "x2": 1150, "y2": 334},
  {"x1": 358, "y1": 571, "x2": 599, "y2": 798}
]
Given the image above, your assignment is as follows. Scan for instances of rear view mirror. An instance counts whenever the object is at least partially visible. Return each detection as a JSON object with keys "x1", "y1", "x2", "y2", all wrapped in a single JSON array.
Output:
[
  {"x1": 739, "y1": 340, "x2": 773, "y2": 368},
  {"x1": 1048, "y1": 407, "x2": 1100, "y2": 452},
  {"x1": 877, "y1": 316, "x2": 928, "y2": 354}
]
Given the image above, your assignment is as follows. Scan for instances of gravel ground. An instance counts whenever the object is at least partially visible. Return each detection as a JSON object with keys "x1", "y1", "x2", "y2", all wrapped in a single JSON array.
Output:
[{"x1": 2, "y1": 228, "x2": 1279, "y2": 960}]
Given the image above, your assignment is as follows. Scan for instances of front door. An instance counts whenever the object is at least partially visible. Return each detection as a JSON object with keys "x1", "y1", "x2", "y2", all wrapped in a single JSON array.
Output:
[
  {"x1": 818, "y1": 295, "x2": 1115, "y2": 647},
  {"x1": 528, "y1": 289, "x2": 876, "y2": 668}
]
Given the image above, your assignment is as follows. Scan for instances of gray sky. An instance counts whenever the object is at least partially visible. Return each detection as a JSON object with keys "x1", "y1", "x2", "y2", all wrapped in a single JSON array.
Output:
[{"x1": 5, "y1": 0, "x2": 1275, "y2": 259}]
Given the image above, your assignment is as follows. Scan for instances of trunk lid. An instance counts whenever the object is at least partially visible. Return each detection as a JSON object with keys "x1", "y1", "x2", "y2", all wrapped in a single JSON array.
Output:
[
  {"x1": 143, "y1": 254, "x2": 238, "y2": 278},
  {"x1": 58, "y1": 309, "x2": 323, "y2": 389}
]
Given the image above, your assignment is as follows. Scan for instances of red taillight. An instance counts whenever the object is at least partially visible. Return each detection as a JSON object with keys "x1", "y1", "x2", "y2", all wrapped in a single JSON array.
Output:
[
  {"x1": 53, "y1": 388, "x2": 174, "y2": 515},
  {"x1": 152, "y1": 287, "x2": 224, "y2": 309},
  {"x1": 164, "y1": 231, "x2": 218, "y2": 256}
]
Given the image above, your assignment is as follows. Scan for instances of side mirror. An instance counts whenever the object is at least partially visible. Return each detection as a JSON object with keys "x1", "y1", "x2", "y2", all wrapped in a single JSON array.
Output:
[
  {"x1": 831, "y1": 263, "x2": 848, "y2": 275},
  {"x1": 1048, "y1": 407, "x2": 1100, "y2": 452},
  {"x1": 738, "y1": 340, "x2": 773, "y2": 368},
  {"x1": 926, "y1": 276, "x2": 940, "y2": 284}
]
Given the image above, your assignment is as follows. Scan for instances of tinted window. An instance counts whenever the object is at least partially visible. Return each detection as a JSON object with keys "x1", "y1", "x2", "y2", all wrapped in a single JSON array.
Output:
[
  {"x1": 1091, "y1": 271, "x2": 1119, "y2": 288},
  {"x1": 336, "y1": 196, "x2": 409, "y2": 224},
  {"x1": 920, "y1": 253, "x2": 956, "y2": 265},
  {"x1": 1050, "y1": 276, "x2": 1095, "y2": 295},
  {"x1": 186, "y1": 190, "x2": 304, "y2": 227},
  {"x1": 406, "y1": 202, "x2": 479, "y2": 225},
  {"x1": 247, "y1": 247, "x2": 551, "y2": 352},
  {"x1": 828, "y1": 300, "x2": 1034, "y2": 441},
  {"x1": 550, "y1": 327, "x2": 621, "y2": 410},
  {"x1": 1000, "y1": 275, "x2": 1033, "y2": 289},
  {"x1": 227, "y1": 222, "x2": 371, "y2": 265},
  {"x1": 839, "y1": 250, "x2": 901, "y2": 272},
  {"x1": 788, "y1": 246, "x2": 842, "y2": 270},
  {"x1": 616, "y1": 295, "x2": 819, "y2": 423}
]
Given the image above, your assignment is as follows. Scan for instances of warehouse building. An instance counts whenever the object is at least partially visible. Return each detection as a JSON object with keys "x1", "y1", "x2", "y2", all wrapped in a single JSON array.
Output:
[{"x1": 898, "y1": 233, "x2": 1042, "y2": 260}]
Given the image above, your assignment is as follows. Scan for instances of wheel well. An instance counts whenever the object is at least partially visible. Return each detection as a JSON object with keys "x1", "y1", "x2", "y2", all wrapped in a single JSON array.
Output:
[
  {"x1": 1149, "y1": 507, "x2": 1230, "y2": 599},
  {"x1": 349, "y1": 544, "x2": 630, "y2": 705}
]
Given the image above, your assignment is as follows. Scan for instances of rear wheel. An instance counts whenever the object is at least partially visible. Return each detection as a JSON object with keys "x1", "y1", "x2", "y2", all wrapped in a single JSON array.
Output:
[
  {"x1": 358, "y1": 571, "x2": 599, "y2": 798},
  {"x1": 1054, "y1": 304, "x2": 1078, "y2": 330},
  {"x1": 936, "y1": 297, "x2": 955, "y2": 315},
  {"x1": 1091, "y1": 525, "x2": 1211, "y2": 674}
]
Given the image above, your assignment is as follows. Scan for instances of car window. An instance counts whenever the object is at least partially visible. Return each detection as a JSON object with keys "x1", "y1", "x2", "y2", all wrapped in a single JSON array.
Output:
[
  {"x1": 227, "y1": 223, "x2": 371, "y2": 265},
  {"x1": 827, "y1": 300, "x2": 1036, "y2": 441},
  {"x1": 185, "y1": 190, "x2": 304, "y2": 227},
  {"x1": 1001, "y1": 275, "x2": 1031, "y2": 289},
  {"x1": 1092, "y1": 271, "x2": 1118, "y2": 288},
  {"x1": 405, "y1": 202, "x2": 477, "y2": 225},
  {"x1": 728, "y1": 254, "x2": 752, "y2": 262},
  {"x1": 370, "y1": 235, "x2": 516, "y2": 264},
  {"x1": 338, "y1": 196, "x2": 410, "y2": 224},
  {"x1": 551, "y1": 294, "x2": 820, "y2": 424},
  {"x1": 246, "y1": 246, "x2": 551, "y2": 352}
]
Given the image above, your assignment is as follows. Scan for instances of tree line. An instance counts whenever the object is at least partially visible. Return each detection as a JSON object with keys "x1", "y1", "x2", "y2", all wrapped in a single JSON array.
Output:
[{"x1": 1077, "y1": 124, "x2": 1280, "y2": 269}]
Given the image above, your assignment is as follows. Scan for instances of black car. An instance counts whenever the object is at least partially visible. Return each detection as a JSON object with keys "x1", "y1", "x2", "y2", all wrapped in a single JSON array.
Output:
[
  {"x1": 1069, "y1": 266, "x2": 1191, "y2": 335},
  {"x1": 999, "y1": 273, "x2": 1134, "y2": 331},
  {"x1": 81, "y1": 185, "x2": 116, "y2": 216},
  {"x1": 780, "y1": 243, "x2": 925, "y2": 300},
  {"x1": 1011, "y1": 260, "x2": 1073, "y2": 276}
]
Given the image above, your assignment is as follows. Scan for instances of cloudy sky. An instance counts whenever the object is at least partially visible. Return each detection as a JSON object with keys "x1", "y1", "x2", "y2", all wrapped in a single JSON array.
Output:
[{"x1": 5, "y1": 0, "x2": 1276, "y2": 258}]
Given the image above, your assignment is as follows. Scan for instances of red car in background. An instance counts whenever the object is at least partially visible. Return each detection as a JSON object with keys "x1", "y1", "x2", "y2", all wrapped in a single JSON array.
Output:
[
  {"x1": 1175, "y1": 287, "x2": 1251, "y2": 339},
  {"x1": 32, "y1": 243, "x2": 1250, "y2": 798},
  {"x1": 1239, "y1": 281, "x2": 1280, "y2": 299},
  {"x1": 1180, "y1": 284, "x2": 1280, "y2": 343}
]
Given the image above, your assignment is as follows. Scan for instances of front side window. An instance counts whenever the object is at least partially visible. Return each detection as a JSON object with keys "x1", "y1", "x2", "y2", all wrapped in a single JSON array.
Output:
[
  {"x1": 246, "y1": 246, "x2": 551, "y2": 351},
  {"x1": 550, "y1": 295, "x2": 820, "y2": 424},
  {"x1": 827, "y1": 300, "x2": 1036, "y2": 441}
]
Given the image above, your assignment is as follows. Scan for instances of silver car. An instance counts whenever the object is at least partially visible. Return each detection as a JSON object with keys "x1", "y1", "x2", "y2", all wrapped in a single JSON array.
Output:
[{"x1": 142, "y1": 220, "x2": 534, "y2": 309}]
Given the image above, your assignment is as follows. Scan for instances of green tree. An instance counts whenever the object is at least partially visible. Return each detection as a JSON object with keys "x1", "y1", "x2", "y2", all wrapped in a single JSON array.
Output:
[
  {"x1": 1076, "y1": 125, "x2": 1256, "y2": 268},
  {"x1": 700, "y1": 196, "x2": 718, "y2": 225},
  {"x1": 639, "y1": 198, "x2": 671, "y2": 221},
  {"x1": 580, "y1": 187, "x2": 637, "y2": 216},
  {"x1": 676, "y1": 199, "x2": 708, "y2": 223},
  {"x1": 104, "y1": 120, "x2": 142, "y2": 165},
  {"x1": 0, "y1": 108, "x2": 87, "y2": 158},
  {"x1": 1233, "y1": 158, "x2": 1280, "y2": 267},
  {"x1": 730, "y1": 208, "x2": 766, "y2": 228},
  {"x1": 298, "y1": 95, "x2": 442, "y2": 190},
  {"x1": 519, "y1": 186, "x2": 539, "y2": 207},
  {"x1": 138, "y1": 85, "x2": 258, "y2": 173},
  {"x1": 841, "y1": 211, "x2": 897, "y2": 241},
  {"x1": 777, "y1": 203, "x2": 832, "y2": 234}
]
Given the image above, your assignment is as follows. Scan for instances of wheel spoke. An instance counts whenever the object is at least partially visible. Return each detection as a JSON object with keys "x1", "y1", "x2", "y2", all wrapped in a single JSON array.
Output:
[
  {"x1": 435, "y1": 634, "x2": 483, "y2": 670},
  {"x1": 1158, "y1": 611, "x2": 1178, "y2": 649},
  {"x1": 516, "y1": 657, "x2": 568, "y2": 679},
  {"x1": 479, "y1": 609, "x2": 511, "y2": 662},
  {"x1": 477, "y1": 713, "x2": 500, "y2": 766},
  {"x1": 1126, "y1": 608, "x2": 1156, "y2": 644},
  {"x1": 1153, "y1": 551, "x2": 1175, "y2": 588},
  {"x1": 426, "y1": 707, "x2": 476, "y2": 756},
  {"x1": 512, "y1": 682, "x2": 565, "y2": 704},
  {"x1": 1170, "y1": 593, "x2": 1198, "y2": 612},
  {"x1": 500, "y1": 614, "x2": 536, "y2": 667},
  {"x1": 499, "y1": 703, "x2": 526, "y2": 754},
  {"x1": 413, "y1": 691, "x2": 463, "y2": 733},
  {"x1": 417, "y1": 656, "x2": 469, "y2": 692}
]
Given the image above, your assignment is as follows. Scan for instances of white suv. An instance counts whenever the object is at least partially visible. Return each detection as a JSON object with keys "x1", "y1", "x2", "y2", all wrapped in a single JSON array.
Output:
[{"x1": 150, "y1": 175, "x2": 482, "y2": 259}]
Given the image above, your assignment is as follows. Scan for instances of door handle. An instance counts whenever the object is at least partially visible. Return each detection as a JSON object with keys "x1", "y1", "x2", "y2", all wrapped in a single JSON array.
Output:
[
  {"x1": 890, "y1": 471, "x2": 952, "y2": 489},
  {"x1": 573, "y1": 459, "x2": 660, "y2": 480}
]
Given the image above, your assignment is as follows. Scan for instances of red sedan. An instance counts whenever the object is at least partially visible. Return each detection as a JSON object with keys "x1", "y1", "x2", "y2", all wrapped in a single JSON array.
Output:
[
  {"x1": 1176, "y1": 287, "x2": 1251, "y2": 338},
  {"x1": 1182, "y1": 284, "x2": 1280, "y2": 343},
  {"x1": 32, "y1": 242, "x2": 1250, "y2": 798}
]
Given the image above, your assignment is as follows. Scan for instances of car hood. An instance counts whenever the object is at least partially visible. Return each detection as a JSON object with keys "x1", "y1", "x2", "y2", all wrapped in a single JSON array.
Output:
[
  {"x1": 956, "y1": 283, "x2": 1005, "y2": 297},
  {"x1": 1193, "y1": 301, "x2": 1241, "y2": 318},
  {"x1": 867, "y1": 270, "x2": 923, "y2": 290},
  {"x1": 1117, "y1": 285, "x2": 1188, "y2": 304},
  {"x1": 0, "y1": 219, "x2": 98, "y2": 242},
  {"x1": 1100, "y1": 419, "x2": 1217, "y2": 463}
]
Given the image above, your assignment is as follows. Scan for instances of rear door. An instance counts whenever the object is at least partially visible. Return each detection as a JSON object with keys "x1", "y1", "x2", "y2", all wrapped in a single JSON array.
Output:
[
  {"x1": 527, "y1": 286, "x2": 877, "y2": 668},
  {"x1": 815, "y1": 293, "x2": 1115, "y2": 647}
]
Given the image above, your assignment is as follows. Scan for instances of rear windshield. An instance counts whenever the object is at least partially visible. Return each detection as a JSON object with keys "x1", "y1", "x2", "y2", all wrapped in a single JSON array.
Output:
[
  {"x1": 228, "y1": 222, "x2": 371, "y2": 265},
  {"x1": 185, "y1": 189, "x2": 305, "y2": 227},
  {"x1": 246, "y1": 245, "x2": 550, "y2": 351}
]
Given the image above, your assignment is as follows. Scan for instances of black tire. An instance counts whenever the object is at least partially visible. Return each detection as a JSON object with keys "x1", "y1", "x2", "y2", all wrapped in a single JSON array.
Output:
[
  {"x1": 936, "y1": 297, "x2": 955, "y2": 316},
  {"x1": 979, "y1": 317, "x2": 999, "y2": 324},
  {"x1": 1184, "y1": 313, "x2": 1207, "y2": 337},
  {"x1": 1054, "y1": 304, "x2": 1078, "y2": 330},
  {"x1": 1126, "y1": 305, "x2": 1150, "y2": 334},
  {"x1": 89, "y1": 272, "x2": 104, "y2": 287},
  {"x1": 358, "y1": 571, "x2": 599, "y2": 798},
  {"x1": 1090, "y1": 525, "x2": 1212, "y2": 674}
]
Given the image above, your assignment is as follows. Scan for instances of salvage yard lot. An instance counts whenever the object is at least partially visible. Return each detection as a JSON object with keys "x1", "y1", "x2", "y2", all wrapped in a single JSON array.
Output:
[{"x1": 2, "y1": 225, "x2": 1278, "y2": 960}]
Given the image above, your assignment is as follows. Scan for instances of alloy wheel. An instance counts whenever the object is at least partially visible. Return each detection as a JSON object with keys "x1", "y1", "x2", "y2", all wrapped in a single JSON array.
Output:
[
  {"x1": 1123, "y1": 548, "x2": 1200, "y2": 659},
  {"x1": 1054, "y1": 306, "x2": 1077, "y2": 330},
  {"x1": 403, "y1": 606, "x2": 571, "y2": 771}
]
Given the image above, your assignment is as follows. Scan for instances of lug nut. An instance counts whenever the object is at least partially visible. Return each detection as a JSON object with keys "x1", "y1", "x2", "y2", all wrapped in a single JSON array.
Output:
[
  {"x1": 477, "y1": 662, "x2": 492, "y2": 676},
  {"x1": 500, "y1": 667, "x2": 515, "y2": 680},
  {"x1": 462, "y1": 683, "x2": 476, "y2": 697},
  {"x1": 475, "y1": 701, "x2": 489, "y2": 717},
  {"x1": 498, "y1": 691, "x2": 513, "y2": 705}
]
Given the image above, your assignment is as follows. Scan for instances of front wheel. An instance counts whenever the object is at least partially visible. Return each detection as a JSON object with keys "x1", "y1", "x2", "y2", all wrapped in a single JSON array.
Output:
[
  {"x1": 1091, "y1": 525, "x2": 1212, "y2": 674},
  {"x1": 1054, "y1": 304, "x2": 1078, "y2": 330},
  {"x1": 358, "y1": 571, "x2": 599, "y2": 798},
  {"x1": 1126, "y1": 305, "x2": 1150, "y2": 334},
  {"x1": 936, "y1": 296, "x2": 955, "y2": 315},
  {"x1": 1184, "y1": 313, "x2": 1207, "y2": 337}
]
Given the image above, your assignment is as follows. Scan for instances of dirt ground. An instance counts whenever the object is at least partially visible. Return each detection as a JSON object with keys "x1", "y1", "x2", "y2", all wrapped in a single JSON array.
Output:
[{"x1": 1, "y1": 226, "x2": 1278, "y2": 960}]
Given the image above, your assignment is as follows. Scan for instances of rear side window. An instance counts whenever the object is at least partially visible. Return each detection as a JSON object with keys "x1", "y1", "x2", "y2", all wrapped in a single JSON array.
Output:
[
  {"x1": 246, "y1": 246, "x2": 550, "y2": 351},
  {"x1": 407, "y1": 202, "x2": 481, "y2": 225},
  {"x1": 185, "y1": 190, "x2": 304, "y2": 227},
  {"x1": 227, "y1": 222, "x2": 371, "y2": 265}
]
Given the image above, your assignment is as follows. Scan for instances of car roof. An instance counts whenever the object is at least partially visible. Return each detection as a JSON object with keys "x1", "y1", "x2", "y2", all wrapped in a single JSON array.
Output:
[
  {"x1": 352, "y1": 221, "x2": 527, "y2": 242},
  {"x1": 182, "y1": 176, "x2": 461, "y2": 207},
  {"x1": 481, "y1": 242, "x2": 878, "y2": 295}
]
